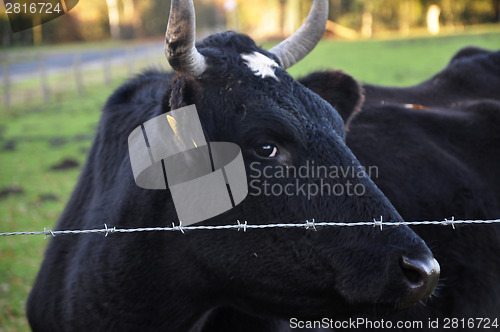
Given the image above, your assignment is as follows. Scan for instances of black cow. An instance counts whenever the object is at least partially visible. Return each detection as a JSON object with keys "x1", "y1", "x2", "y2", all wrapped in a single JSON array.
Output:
[
  {"x1": 27, "y1": 0, "x2": 498, "y2": 331},
  {"x1": 300, "y1": 47, "x2": 500, "y2": 328}
]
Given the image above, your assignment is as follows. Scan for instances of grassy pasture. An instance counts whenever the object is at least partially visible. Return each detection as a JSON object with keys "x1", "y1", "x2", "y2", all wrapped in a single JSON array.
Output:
[{"x1": 1, "y1": 31, "x2": 499, "y2": 331}]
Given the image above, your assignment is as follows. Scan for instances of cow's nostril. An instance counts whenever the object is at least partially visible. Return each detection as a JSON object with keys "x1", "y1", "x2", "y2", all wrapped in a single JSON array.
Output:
[
  {"x1": 398, "y1": 256, "x2": 440, "y2": 309},
  {"x1": 400, "y1": 257, "x2": 426, "y2": 286}
]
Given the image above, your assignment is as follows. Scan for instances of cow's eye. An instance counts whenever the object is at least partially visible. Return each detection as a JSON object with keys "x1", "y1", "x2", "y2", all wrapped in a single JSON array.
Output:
[{"x1": 254, "y1": 144, "x2": 278, "y2": 158}]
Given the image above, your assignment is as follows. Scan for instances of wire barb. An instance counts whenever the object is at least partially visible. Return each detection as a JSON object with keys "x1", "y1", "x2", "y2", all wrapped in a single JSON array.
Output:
[
  {"x1": 43, "y1": 227, "x2": 55, "y2": 240},
  {"x1": 104, "y1": 223, "x2": 116, "y2": 237},
  {"x1": 237, "y1": 220, "x2": 248, "y2": 232},
  {"x1": 172, "y1": 221, "x2": 186, "y2": 234},
  {"x1": 373, "y1": 216, "x2": 384, "y2": 230},
  {"x1": 444, "y1": 216, "x2": 456, "y2": 229},
  {"x1": 305, "y1": 219, "x2": 317, "y2": 231}
]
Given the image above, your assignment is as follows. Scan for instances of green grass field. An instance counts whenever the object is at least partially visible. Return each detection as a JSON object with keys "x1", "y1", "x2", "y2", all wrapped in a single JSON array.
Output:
[{"x1": 1, "y1": 31, "x2": 499, "y2": 331}]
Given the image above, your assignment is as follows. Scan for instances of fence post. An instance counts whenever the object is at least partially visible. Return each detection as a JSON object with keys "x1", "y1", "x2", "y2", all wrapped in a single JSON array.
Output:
[
  {"x1": 73, "y1": 54, "x2": 84, "y2": 96},
  {"x1": 127, "y1": 48, "x2": 135, "y2": 77},
  {"x1": 38, "y1": 54, "x2": 50, "y2": 103},
  {"x1": 2, "y1": 56, "x2": 10, "y2": 108},
  {"x1": 103, "y1": 51, "x2": 112, "y2": 86},
  {"x1": 147, "y1": 46, "x2": 154, "y2": 64}
]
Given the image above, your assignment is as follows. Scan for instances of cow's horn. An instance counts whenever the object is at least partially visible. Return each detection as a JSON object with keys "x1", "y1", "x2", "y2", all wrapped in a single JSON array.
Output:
[
  {"x1": 165, "y1": 0, "x2": 207, "y2": 76},
  {"x1": 269, "y1": 0, "x2": 328, "y2": 69}
]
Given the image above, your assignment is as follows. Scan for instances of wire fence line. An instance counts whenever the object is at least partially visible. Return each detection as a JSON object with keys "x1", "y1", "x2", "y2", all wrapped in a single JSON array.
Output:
[
  {"x1": 1, "y1": 43, "x2": 164, "y2": 108},
  {"x1": 1, "y1": 218, "x2": 500, "y2": 238}
]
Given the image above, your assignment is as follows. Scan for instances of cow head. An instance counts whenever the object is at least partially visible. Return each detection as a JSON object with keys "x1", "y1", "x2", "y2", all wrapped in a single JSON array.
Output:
[{"x1": 130, "y1": 0, "x2": 440, "y2": 328}]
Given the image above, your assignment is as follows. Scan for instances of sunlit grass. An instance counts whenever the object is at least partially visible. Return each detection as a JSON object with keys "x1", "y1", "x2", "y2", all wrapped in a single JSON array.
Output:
[
  {"x1": 0, "y1": 83, "x2": 105, "y2": 331},
  {"x1": 286, "y1": 31, "x2": 500, "y2": 85}
]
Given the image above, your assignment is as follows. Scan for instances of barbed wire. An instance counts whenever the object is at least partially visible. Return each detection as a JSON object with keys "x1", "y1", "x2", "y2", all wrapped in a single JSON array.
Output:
[{"x1": 1, "y1": 217, "x2": 500, "y2": 238}]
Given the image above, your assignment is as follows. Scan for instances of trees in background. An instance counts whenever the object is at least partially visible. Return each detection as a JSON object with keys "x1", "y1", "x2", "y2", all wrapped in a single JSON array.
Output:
[
  {"x1": 335, "y1": 0, "x2": 499, "y2": 33},
  {"x1": 0, "y1": 0, "x2": 499, "y2": 46}
]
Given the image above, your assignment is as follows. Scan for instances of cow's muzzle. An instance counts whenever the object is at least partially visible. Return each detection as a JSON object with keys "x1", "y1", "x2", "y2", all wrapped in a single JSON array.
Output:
[{"x1": 398, "y1": 255, "x2": 440, "y2": 309}]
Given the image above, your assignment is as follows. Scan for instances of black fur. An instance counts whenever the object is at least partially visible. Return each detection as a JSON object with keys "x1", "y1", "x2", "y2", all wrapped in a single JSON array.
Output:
[
  {"x1": 28, "y1": 32, "x2": 446, "y2": 332},
  {"x1": 298, "y1": 70, "x2": 364, "y2": 130},
  {"x1": 301, "y1": 47, "x2": 500, "y2": 330}
]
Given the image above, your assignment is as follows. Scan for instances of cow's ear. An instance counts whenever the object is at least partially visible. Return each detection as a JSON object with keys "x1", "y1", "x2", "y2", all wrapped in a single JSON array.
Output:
[
  {"x1": 449, "y1": 46, "x2": 489, "y2": 65},
  {"x1": 299, "y1": 71, "x2": 364, "y2": 129},
  {"x1": 166, "y1": 75, "x2": 201, "y2": 110}
]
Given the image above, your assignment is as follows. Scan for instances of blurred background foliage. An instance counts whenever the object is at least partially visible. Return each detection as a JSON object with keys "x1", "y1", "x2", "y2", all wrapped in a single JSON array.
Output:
[{"x1": 1, "y1": 0, "x2": 499, "y2": 46}]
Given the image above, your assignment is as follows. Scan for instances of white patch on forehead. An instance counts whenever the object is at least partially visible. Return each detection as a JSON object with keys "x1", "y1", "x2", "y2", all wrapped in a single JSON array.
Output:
[{"x1": 241, "y1": 52, "x2": 280, "y2": 81}]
